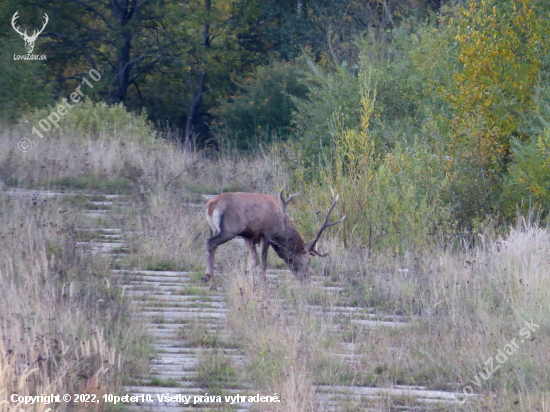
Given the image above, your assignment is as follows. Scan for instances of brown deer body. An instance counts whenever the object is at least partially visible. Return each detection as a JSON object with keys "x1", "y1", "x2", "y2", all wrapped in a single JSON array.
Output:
[{"x1": 203, "y1": 188, "x2": 344, "y2": 288}]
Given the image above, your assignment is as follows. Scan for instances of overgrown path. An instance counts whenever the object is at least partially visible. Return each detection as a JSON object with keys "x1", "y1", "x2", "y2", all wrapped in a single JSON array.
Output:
[
  {"x1": 7, "y1": 188, "x2": 464, "y2": 411},
  {"x1": 81, "y1": 196, "x2": 252, "y2": 412},
  {"x1": 261, "y1": 272, "x2": 464, "y2": 411},
  {"x1": 120, "y1": 269, "x2": 250, "y2": 412},
  {"x1": 7, "y1": 189, "x2": 251, "y2": 411}
]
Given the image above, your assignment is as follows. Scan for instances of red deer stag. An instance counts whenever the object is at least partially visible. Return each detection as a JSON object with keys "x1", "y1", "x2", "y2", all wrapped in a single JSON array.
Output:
[{"x1": 203, "y1": 187, "x2": 345, "y2": 288}]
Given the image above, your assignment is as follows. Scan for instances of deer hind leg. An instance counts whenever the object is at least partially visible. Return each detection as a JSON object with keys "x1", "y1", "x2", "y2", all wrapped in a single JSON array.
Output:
[
  {"x1": 204, "y1": 230, "x2": 234, "y2": 288},
  {"x1": 244, "y1": 238, "x2": 260, "y2": 275},
  {"x1": 260, "y1": 237, "x2": 269, "y2": 282}
]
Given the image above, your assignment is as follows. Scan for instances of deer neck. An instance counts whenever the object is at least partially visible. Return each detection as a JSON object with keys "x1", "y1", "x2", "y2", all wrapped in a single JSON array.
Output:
[{"x1": 270, "y1": 222, "x2": 305, "y2": 261}]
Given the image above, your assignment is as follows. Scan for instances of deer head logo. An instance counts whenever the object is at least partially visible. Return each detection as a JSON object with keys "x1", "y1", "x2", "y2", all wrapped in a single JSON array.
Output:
[{"x1": 11, "y1": 11, "x2": 49, "y2": 54}]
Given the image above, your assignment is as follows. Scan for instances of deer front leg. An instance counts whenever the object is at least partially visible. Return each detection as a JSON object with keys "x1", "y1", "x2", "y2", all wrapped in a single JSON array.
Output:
[{"x1": 260, "y1": 237, "x2": 269, "y2": 282}]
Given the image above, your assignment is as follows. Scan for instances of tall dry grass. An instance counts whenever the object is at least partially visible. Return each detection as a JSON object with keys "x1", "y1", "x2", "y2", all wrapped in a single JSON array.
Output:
[
  {"x1": 0, "y1": 131, "x2": 157, "y2": 410},
  {"x1": 1, "y1": 125, "x2": 193, "y2": 191},
  {"x1": 225, "y1": 270, "x2": 317, "y2": 412},
  {"x1": 220, "y1": 218, "x2": 550, "y2": 411},
  {"x1": 1, "y1": 122, "x2": 287, "y2": 197},
  {"x1": 0, "y1": 118, "x2": 291, "y2": 410},
  {"x1": 116, "y1": 145, "x2": 290, "y2": 272},
  {"x1": 0, "y1": 191, "x2": 155, "y2": 411}
]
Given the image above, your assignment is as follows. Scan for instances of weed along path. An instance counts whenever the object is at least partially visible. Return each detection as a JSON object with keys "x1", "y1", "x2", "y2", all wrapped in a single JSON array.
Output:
[{"x1": 242, "y1": 272, "x2": 465, "y2": 411}]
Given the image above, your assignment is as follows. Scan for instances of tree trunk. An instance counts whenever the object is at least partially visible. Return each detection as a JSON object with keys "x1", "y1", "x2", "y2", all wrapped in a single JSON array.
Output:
[
  {"x1": 112, "y1": 0, "x2": 136, "y2": 104},
  {"x1": 185, "y1": 72, "x2": 206, "y2": 141},
  {"x1": 115, "y1": 33, "x2": 132, "y2": 104},
  {"x1": 185, "y1": 0, "x2": 211, "y2": 141}
]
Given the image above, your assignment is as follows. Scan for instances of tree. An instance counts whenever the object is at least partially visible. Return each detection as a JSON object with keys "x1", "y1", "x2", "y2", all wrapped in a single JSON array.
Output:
[
  {"x1": 443, "y1": 0, "x2": 550, "y2": 168},
  {"x1": 36, "y1": 0, "x2": 180, "y2": 105}
]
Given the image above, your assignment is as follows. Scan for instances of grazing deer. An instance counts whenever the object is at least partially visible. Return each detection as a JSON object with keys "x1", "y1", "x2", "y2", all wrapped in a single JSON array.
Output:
[{"x1": 203, "y1": 187, "x2": 345, "y2": 288}]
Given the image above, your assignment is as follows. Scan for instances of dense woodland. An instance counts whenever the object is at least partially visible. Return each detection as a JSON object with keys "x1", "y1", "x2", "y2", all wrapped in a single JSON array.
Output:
[
  {"x1": 1, "y1": 0, "x2": 449, "y2": 136},
  {"x1": 2, "y1": 0, "x2": 550, "y2": 241}
]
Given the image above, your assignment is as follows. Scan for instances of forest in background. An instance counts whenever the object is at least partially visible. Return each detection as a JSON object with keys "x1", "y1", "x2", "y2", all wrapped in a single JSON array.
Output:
[
  {"x1": 0, "y1": 0, "x2": 451, "y2": 139},
  {"x1": 2, "y1": 0, "x2": 550, "y2": 244}
]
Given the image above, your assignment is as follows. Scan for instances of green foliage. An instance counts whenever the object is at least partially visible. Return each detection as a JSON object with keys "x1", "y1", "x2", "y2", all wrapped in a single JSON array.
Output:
[
  {"x1": 292, "y1": 58, "x2": 362, "y2": 167},
  {"x1": 292, "y1": 23, "x2": 456, "y2": 169},
  {"x1": 0, "y1": 0, "x2": 457, "y2": 145},
  {"x1": 369, "y1": 24, "x2": 455, "y2": 146},
  {"x1": 255, "y1": 0, "x2": 453, "y2": 61},
  {"x1": 213, "y1": 62, "x2": 309, "y2": 150},
  {"x1": 290, "y1": 2, "x2": 550, "y2": 235},
  {"x1": 443, "y1": 0, "x2": 550, "y2": 166},
  {"x1": 503, "y1": 129, "x2": 550, "y2": 217},
  {"x1": 294, "y1": 79, "x2": 454, "y2": 252},
  {"x1": 50, "y1": 175, "x2": 133, "y2": 194},
  {"x1": 0, "y1": 38, "x2": 54, "y2": 123},
  {"x1": 23, "y1": 100, "x2": 158, "y2": 146}
]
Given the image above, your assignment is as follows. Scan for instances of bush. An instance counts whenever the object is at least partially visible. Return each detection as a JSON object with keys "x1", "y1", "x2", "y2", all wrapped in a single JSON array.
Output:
[
  {"x1": 503, "y1": 130, "x2": 550, "y2": 218},
  {"x1": 291, "y1": 56, "x2": 362, "y2": 166},
  {"x1": 22, "y1": 99, "x2": 159, "y2": 146},
  {"x1": 442, "y1": 0, "x2": 550, "y2": 168},
  {"x1": 292, "y1": 23, "x2": 456, "y2": 172},
  {"x1": 293, "y1": 78, "x2": 454, "y2": 252},
  {"x1": 213, "y1": 62, "x2": 309, "y2": 151}
]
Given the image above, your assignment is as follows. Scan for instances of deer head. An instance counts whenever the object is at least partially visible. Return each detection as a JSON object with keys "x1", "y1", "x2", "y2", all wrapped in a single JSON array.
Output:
[{"x1": 12, "y1": 11, "x2": 49, "y2": 54}]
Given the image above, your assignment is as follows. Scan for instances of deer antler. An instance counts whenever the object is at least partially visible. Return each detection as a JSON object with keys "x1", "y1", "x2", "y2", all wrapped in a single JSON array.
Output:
[
  {"x1": 279, "y1": 184, "x2": 300, "y2": 214},
  {"x1": 11, "y1": 11, "x2": 48, "y2": 40},
  {"x1": 304, "y1": 187, "x2": 345, "y2": 256},
  {"x1": 34, "y1": 13, "x2": 49, "y2": 39},
  {"x1": 11, "y1": 11, "x2": 25, "y2": 37}
]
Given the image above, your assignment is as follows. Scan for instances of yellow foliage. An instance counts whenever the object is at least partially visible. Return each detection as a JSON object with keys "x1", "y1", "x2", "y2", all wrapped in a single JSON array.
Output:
[{"x1": 443, "y1": 0, "x2": 549, "y2": 168}]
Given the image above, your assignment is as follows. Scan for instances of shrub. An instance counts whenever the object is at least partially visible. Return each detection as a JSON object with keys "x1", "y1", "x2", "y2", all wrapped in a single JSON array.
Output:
[
  {"x1": 503, "y1": 129, "x2": 550, "y2": 218},
  {"x1": 291, "y1": 57, "x2": 362, "y2": 166},
  {"x1": 22, "y1": 99, "x2": 159, "y2": 146},
  {"x1": 442, "y1": 0, "x2": 550, "y2": 169},
  {"x1": 292, "y1": 22, "x2": 456, "y2": 171},
  {"x1": 213, "y1": 62, "x2": 309, "y2": 151},
  {"x1": 294, "y1": 76, "x2": 454, "y2": 252}
]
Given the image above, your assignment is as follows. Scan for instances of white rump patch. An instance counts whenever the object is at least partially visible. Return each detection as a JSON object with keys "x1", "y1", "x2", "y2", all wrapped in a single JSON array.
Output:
[{"x1": 206, "y1": 208, "x2": 222, "y2": 235}]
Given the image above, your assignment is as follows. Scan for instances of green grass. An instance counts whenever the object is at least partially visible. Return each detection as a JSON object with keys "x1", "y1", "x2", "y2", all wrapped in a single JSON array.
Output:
[
  {"x1": 50, "y1": 175, "x2": 133, "y2": 194},
  {"x1": 178, "y1": 285, "x2": 211, "y2": 296},
  {"x1": 145, "y1": 259, "x2": 188, "y2": 272},
  {"x1": 149, "y1": 377, "x2": 180, "y2": 387},
  {"x1": 178, "y1": 324, "x2": 220, "y2": 348},
  {"x1": 197, "y1": 349, "x2": 240, "y2": 390}
]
